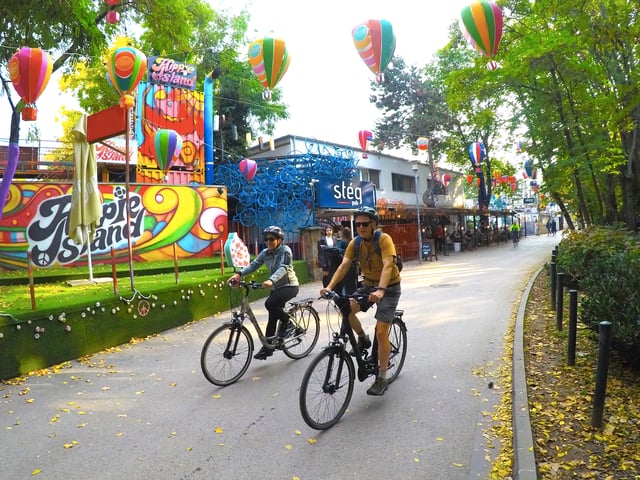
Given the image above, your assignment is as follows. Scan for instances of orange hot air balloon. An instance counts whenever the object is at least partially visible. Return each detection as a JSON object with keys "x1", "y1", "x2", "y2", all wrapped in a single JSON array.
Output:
[
  {"x1": 248, "y1": 38, "x2": 291, "y2": 101},
  {"x1": 106, "y1": 46, "x2": 147, "y2": 109},
  {"x1": 8, "y1": 47, "x2": 53, "y2": 121}
]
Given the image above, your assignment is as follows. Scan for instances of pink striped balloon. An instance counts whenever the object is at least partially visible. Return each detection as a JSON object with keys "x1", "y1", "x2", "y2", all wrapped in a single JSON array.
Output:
[{"x1": 8, "y1": 47, "x2": 53, "y2": 121}]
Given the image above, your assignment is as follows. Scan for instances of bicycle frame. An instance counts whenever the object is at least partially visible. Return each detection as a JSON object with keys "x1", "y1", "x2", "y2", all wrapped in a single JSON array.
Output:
[
  {"x1": 327, "y1": 293, "x2": 379, "y2": 382},
  {"x1": 230, "y1": 281, "x2": 279, "y2": 350}
]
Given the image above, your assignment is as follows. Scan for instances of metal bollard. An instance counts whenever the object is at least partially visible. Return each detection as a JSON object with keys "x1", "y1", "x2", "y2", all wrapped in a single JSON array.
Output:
[
  {"x1": 591, "y1": 321, "x2": 612, "y2": 428},
  {"x1": 567, "y1": 290, "x2": 578, "y2": 366},
  {"x1": 550, "y1": 262, "x2": 557, "y2": 310},
  {"x1": 556, "y1": 272, "x2": 564, "y2": 330}
]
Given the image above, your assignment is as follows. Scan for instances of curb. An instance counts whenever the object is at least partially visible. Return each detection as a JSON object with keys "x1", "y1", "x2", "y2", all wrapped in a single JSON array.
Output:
[{"x1": 512, "y1": 266, "x2": 541, "y2": 479}]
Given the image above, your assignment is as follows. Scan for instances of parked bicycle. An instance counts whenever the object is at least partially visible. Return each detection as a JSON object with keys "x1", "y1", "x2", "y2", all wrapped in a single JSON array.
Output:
[
  {"x1": 201, "y1": 279, "x2": 320, "y2": 386},
  {"x1": 299, "y1": 291, "x2": 407, "y2": 430}
]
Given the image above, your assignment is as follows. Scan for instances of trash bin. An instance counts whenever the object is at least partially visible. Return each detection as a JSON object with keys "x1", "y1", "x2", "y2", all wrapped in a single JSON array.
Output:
[{"x1": 453, "y1": 242, "x2": 461, "y2": 252}]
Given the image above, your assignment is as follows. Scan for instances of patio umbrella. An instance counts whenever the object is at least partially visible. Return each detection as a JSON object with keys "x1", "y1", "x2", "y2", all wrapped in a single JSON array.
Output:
[{"x1": 69, "y1": 114, "x2": 102, "y2": 281}]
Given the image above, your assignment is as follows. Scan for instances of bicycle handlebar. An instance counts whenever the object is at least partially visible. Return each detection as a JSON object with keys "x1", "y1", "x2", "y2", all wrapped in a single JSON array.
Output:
[
  {"x1": 320, "y1": 290, "x2": 370, "y2": 303},
  {"x1": 228, "y1": 278, "x2": 263, "y2": 289}
]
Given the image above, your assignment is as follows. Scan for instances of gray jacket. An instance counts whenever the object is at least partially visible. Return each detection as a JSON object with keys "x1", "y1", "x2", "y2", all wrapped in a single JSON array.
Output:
[{"x1": 238, "y1": 244, "x2": 299, "y2": 290}]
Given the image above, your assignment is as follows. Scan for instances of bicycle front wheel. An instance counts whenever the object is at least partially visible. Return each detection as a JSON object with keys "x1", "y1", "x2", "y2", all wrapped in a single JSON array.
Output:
[
  {"x1": 201, "y1": 324, "x2": 253, "y2": 386},
  {"x1": 299, "y1": 347, "x2": 355, "y2": 430},
  {"x1": 283, "y1": 305, "x2": 320, "y2": 359},
  {"x1": 387, "y1": 318, "x2": 407, "y2": 384}
]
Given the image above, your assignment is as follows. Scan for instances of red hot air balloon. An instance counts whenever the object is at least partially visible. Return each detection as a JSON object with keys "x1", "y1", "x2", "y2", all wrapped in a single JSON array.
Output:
[
  {"x1": 442, "y1": 174, "x2": 451, "y2": 189},
  {"x1": 239, "y1": 158, "x2": 258, "y2": 181},
  {"x1": 106, "y1": 46, "x2": 147, "y2": 109},
  {"x1": 416, "y1": 137, "x2": 429, "y2": 152},
  {"x1": 352, "y1": 19, "x2": 396, "y2": 83},
  {"x1": 358, "y1": 129, "x2": 373, "y2": 158},
  {"x1": 106, "y1": 11, "x2": 120, "y2": 24},
  {"x1": 153, "y1": 129, "x2": 183, "y2": 172},
  {"x1": 460, "y1": 1, "x2": 503, "y2": 59},
  {"x1": 8, "y1": 47, "x2": 53, "y2": 121}
]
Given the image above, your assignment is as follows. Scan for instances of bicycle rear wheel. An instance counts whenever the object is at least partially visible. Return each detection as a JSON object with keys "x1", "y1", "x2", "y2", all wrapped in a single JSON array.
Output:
[
  {"x1": 282, "y1": 305, "x2": 320, "y2": 359},
  {"x1": 201, "y1": 324, "x2": 253, "y2": 386},
  {"x1": 299, "y1": 347, "x2": 355, "y2": 430},
  {"x1": 386, "y1": 318, "x2": 407, "y2": 384}
]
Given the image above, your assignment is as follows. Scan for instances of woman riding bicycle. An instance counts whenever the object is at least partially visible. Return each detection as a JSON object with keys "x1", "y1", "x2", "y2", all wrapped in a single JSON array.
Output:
[
  {"x1": 320, "y1": 206, "x2": 402, "y2": 396},
  {"x1": 229, "y1": 226, "x2": 299, "y2": 360}
]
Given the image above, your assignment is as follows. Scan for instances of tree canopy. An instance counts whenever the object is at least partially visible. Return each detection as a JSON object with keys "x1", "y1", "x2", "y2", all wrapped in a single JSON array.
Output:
[
  {"x1": 0, "y1": 0, "x2": 287, "y2": 161},
  {"x1": 371, "y1": 0, "x2": 640, "y2": 230}
]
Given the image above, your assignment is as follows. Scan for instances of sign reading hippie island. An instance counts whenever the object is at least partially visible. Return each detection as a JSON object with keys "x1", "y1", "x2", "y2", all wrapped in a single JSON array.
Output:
[{"x1": 148, "y1": 56, "x2": 197, "y2": 91}]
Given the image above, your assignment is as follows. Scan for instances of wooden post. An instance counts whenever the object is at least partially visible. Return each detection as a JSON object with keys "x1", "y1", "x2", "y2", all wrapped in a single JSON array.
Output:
[
  {"x1": 220, "y1": 239, "x2": 225, "y2": 276},
  {"x1": 111, "y1": 247, "x2": 118, "y2": 295},
  {"x1": 173, "y1": 243, "x2": 179, "y2": 284},
  {"x1": 27, "y1": 251, "x2": 36, "y2": 310}
]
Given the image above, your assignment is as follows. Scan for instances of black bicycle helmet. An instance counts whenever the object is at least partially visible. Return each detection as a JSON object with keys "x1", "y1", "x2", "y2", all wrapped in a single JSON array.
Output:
[
  {"x1": 263, "y1": 225, "x2": 285, "y2": 239},
  {"x1": 354, "y1": 206, "x2": 379, "y2": 223}
]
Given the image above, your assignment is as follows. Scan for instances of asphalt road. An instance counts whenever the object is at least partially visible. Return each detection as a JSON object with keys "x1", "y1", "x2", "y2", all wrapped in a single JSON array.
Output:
[{"x1": 1, "y1": 233, "x2": 559, "y2": 480}]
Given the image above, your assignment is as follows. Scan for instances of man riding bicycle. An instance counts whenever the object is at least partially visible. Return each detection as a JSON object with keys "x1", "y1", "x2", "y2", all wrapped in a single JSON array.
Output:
[{"x1": 320, "y1": 206, "x2": 402, "y2": 396}]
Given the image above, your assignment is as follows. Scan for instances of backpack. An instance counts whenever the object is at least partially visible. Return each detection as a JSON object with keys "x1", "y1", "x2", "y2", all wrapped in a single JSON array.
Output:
[{"x1": 354, "y1": 231, "x2": 403, "y2": 272}]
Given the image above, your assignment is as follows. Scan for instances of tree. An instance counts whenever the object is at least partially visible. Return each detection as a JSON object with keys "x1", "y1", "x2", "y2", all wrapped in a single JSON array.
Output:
[{"x1": 0, "y1": 1, "x2": 288, "y2": 162}]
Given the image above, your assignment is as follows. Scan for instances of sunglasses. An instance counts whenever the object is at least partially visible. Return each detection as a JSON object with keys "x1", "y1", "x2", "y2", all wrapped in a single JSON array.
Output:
[
  {"x1": 264, "y1": 237, "x2": 278, "y2": 242},
  {"x1": 354, "y1": 222, "x2": 371, "y2": 228}
]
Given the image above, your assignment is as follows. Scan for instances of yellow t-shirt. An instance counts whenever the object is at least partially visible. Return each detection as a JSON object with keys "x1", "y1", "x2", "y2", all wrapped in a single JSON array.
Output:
[{"x1": 345, "y1": 232, "x2": 401, "y2": 287}]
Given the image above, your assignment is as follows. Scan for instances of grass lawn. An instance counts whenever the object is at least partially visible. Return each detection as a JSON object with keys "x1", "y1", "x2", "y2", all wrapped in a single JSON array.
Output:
[{"x1": 0, "y1": 258, "x2": 311, "y2": 380}]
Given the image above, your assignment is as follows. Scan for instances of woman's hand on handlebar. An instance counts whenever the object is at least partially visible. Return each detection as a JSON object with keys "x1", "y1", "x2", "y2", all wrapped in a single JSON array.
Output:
[
  {"x1": 262, "y1": 279, "x2": 273, "y2": 289},
  {"x1": 228, "y1": 273, "x2": 241, "y2": 287},
  {"x1": 319, "y1": 287, "x2": 331, "y2": 298}
]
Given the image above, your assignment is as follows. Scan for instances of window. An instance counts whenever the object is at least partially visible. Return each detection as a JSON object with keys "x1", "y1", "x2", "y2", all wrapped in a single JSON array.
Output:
[
  {"x1": 361, "y1": 168, "x2": 381, "y2": 189},
  {"x1": 391, "y1": 173, "x2": 415, "y2": 193}
]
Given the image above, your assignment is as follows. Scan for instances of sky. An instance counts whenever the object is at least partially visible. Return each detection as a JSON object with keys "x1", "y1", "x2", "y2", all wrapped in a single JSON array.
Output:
[{"x1": 1, "y1": 0, "x2": 470, "y2": 151}]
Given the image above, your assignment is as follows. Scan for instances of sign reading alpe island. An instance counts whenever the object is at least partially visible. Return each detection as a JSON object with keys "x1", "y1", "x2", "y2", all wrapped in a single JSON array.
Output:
[{"x1": 148, "y1": 56, "x2": 197, "y2": 91}]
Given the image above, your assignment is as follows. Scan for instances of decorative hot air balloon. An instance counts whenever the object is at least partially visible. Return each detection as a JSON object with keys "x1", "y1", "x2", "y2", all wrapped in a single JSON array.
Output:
[
  {"x1": 247, "y1": 37, "x2": 291, "y2": 101},
  {"x1": 8, "y1": 47, "x2": 53, "y2": 121},
  {"x1": 523, "y1": 159, "x2": 533, "y2": 178},
  {"x1": 358, "y1": 129, "x2": 373, "y2": 158},
  {"x1": 516, "y1": 139, "x2": 524, "y2": 152},
  {"x1": 468, "y1": 142, "x2": 486, "y2": 167},
  {"x1": 460, "y1": 1, "x2": 503, "y2": 59},
  {"x1": 416, "y1": 137, "x2": 429, "y2": 152},
  {"x1": 352, "y1": 19, "x2": 396, "y2": 83},
  {"x1": 153, "y1": 129, "x2": 183, "y2": 172},
  {"x1": 239, "y1": 158, "x2": 258, "y2": 182},
  {"x1": 466, "y1": 174, "x2": 474, "y2": 185},
  {"x1": 442, "y1": 174, "x2": 451, "y2": 188},
  {"x1": 106, "y1": 46, "x2": 147, "y2": 109},
  {"x1": 106, "y1": 11, "x2": 120, "y2": 24},
  {"x1": 105, "y1": 0, "x2": 120, "y2": 4}
]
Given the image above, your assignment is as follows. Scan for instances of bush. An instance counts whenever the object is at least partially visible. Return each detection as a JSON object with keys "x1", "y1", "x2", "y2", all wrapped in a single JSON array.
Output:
[
  {"x1": 556, "y1": 224, "x2": 638, "y2": 287},
  {"x1": 557, "y1": 225, "x2": 640, "y2": 363}
]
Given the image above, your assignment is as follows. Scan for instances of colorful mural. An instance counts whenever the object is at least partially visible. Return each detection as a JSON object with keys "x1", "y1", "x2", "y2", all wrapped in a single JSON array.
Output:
[
  {"x1": 135, "y1": 81, "x2": 205, "y2": 183},
  {"x1": 0, "y1": 183, "x2": 227, "y2": 270}
]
